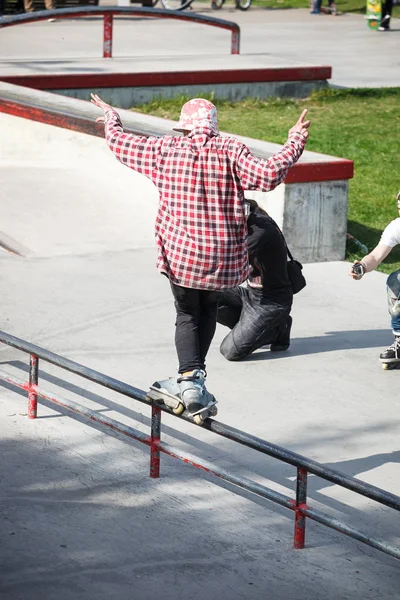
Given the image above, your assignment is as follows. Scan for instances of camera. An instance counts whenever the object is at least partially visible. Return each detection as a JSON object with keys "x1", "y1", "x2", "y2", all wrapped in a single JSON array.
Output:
[{"x1": 352, "y1": 263, "x2": 364, "y2": 277}]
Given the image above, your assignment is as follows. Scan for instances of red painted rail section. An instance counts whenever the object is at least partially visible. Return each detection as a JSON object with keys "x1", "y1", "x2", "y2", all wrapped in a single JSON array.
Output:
[
  {"x1": 0, "y1": 330, "x2": 399, "y2": 560},
  {"x1": 0, "y1": 6, "x2": 241, "y2": 56}
]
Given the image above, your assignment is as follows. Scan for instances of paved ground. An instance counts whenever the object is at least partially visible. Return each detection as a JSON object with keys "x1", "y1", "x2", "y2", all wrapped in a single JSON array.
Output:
[
  {"x1": 0, "y1": 6, "x2": 399, "y2": 87},
  {"x1": 1, "y1": 6, "x2": 400, "y2": 600},
  {"x1": 1, "y1": 112, "x2": 400, "y2": 599}
]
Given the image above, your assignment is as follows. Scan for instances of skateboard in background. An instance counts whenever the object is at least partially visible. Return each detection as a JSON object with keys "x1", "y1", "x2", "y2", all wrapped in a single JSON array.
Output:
[{"x1": 365, "y1": 0, "x2": 382, "y2": 29}]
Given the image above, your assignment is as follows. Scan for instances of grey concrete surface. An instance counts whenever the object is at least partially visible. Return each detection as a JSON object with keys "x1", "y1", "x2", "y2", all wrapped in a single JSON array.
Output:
[
  {"x1": 1, "y1": 244, "x2": 400, "y2": 599},
  {"x1": 0, "y1": 7, "x2": 399, "y2": 88},
  {"x1": 52, "y1": 80, "x2": 329, "y2": 107},
  {"x1": 248, "y1": 179, "x2": 350, "y2": 263},
  {"x1": 1, "y1": 112, "x2": 400, "y2": 598},
  {"x1": 1, "y1": 7, "x2": 400, "y2": 599}
]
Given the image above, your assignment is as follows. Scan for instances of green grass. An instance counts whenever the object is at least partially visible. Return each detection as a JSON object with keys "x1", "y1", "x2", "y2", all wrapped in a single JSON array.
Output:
[{"x1": 132, "y1": 88, "x2": 400, "y2": 273}]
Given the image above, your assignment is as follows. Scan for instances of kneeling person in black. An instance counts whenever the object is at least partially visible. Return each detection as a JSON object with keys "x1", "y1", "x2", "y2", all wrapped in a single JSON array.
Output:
[{"x1": 217, "y1": 199, "x2": 293, "y2": 361}]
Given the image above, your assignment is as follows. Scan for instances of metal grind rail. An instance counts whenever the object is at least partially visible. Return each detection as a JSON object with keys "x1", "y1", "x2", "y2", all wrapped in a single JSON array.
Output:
[
  {"x1": 0, "y1": 329, "x2": 399, "y2": 560},
  {"x1": 0, "y1": 7, "x2": 241, "y2": 56}
]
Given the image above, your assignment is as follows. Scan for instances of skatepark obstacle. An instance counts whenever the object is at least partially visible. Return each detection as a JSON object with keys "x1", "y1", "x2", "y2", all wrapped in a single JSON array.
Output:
[
  {"x1": 0, "y1": 329, "x2": 399, "y2": 561},
  {"x1": 0, "y1": 6, "x2": 241, "y2": 57}
]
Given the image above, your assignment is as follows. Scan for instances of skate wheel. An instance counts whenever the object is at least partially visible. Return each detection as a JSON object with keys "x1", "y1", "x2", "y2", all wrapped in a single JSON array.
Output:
[
  {"x1": 381, "y1": 362, "x2": 397, "y2": 370},
  {"x1": 193, "y1": 414, "x2": 205, "y2": 426},
  {"x1": 172, "y1": 402, "x2": 185, "y2": 416}
]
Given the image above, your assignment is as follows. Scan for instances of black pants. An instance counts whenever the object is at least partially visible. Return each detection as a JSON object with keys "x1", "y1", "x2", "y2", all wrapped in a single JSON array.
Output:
[
  {"x1": 170, "y1": 282, "x2": 220, "y2": 374},
  {"x1": 381, "y1": 0, "x2": 393, "y2": 26},
  {"x1": 217, "y1": 286, "x2": 291, "y2": 361}
]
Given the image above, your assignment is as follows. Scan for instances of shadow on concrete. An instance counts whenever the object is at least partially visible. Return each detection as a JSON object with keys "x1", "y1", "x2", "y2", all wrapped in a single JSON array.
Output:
[
  {"x1": 1, "y1": 359, "x2": 399, "y2": 564},
  {"x1": 1, "y1": 60, "x2": 108, "y2": 73},
  {"x1": 242, "y1": 329, "x2": 392, "y2": 362},
  {"x1": 0, "y1": 429, "x2": 400, "y2": 600},
  {"x1": 311, "y1": 451, "x2": 400, "y2": 493},
  {"x1": 302, "y1": 450, "x2": 400, "y2": 526}
]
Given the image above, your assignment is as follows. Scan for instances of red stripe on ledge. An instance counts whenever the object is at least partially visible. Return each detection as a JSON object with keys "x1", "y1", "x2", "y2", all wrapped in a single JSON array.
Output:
[
  {"x1": 0, "y1": 67, "x2": 332, "y2": 90},
  {"x1": 0, "y1": 98, "x2": 103, "y2": 137},
  {"x1": 285, "y1": 160, "x2": 354, "y2": 183},
  {"x1": 0, "y1": 97, "x2": 353, "y2": 183}
]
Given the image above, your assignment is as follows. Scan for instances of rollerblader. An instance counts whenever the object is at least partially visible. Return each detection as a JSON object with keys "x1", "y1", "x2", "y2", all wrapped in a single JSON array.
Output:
[
  {"x1": 91, "y1": 94, "x2": 310, "y2": 423},
  {"x1": 350, "y1": 190, "x2": 400, "y2": 370}
]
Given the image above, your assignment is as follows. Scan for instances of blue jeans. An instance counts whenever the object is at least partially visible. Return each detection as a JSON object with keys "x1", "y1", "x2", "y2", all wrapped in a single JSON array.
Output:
[{"x1": 386, "y1": 270, "x2": 400, "y2": 334}]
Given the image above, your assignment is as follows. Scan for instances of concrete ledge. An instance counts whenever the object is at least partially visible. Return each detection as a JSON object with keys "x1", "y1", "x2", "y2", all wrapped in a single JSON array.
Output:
[
  {"x1": 0, "y1": 67, "x2": 332, "y2": 108},
  {"x1": 246, "y1": 182, "x2": 349, "y2": 263},
  {"x1": 0, "y1": 67, "x2": 332, "y2": 89},
  {"x1": 0, "y1": 81, "x2": 353, "y2": 262},
  {"x1": 49, "y1": 80, "x2": 330, "y2": 109}
]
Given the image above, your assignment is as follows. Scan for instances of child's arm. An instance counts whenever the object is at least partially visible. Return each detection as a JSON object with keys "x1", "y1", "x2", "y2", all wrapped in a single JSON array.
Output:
[{"x1": 350, "y1": 243, "x2": 393, "y2": 280}]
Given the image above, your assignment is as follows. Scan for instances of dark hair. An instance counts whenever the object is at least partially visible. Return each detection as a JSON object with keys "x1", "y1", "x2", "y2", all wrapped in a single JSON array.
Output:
[{"x1": 245, "y1": 198, "x2": 269, "y2": 216}]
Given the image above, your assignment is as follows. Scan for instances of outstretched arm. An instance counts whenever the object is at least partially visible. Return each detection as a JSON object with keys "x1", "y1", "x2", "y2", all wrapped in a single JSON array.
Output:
[
  {"x1": 235, "y1": 109, "x2": 311, "y2": 192},
  {"x1": 349, "y1": 243, "x2": 393, "y2": 280},
  {"x1": 90, "y1": 93, "x2": 160, "y2": 179},
  {"x1": 90, "y1": 93, "x2": 114, "y2": 122}
]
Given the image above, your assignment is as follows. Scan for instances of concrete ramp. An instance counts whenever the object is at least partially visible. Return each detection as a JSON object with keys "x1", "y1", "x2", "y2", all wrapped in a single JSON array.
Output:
[
  {"x1": 0, "y1": 62, "x2": 399, "y2": 600},
  {"x1": 0, "y1": 113, "x2": 158, "y2": 257}
]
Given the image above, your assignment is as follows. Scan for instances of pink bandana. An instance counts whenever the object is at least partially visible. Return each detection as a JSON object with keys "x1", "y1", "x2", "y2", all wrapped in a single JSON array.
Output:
[{"x1": 173, "y1": 98, "x2": 219, "y2": 135}]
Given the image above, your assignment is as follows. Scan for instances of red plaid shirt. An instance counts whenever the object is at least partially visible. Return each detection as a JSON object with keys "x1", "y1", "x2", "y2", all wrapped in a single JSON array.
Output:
[{"x1": 103, "y1": 110, "x2": 306, "y2": 290}]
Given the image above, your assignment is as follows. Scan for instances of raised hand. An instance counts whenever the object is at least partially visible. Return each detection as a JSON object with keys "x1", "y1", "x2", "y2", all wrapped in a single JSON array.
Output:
[
  {"x1": 288, "y1": 109, "x2": 311, "y2": 140},
  {"x1": 90, "y1": 93, "x2": 113, "y2": 123}
]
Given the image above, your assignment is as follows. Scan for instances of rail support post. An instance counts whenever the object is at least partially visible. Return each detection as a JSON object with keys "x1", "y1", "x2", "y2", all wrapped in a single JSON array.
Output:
[
  {"x1": 103, "y1": 13, "x2": 113, "y2": 58},
  {"x1": 294, "y1": 467, "x2": 308, "y2": 549},
  {"x1": 150, "y1": 404, "x2": 161, "y2": 478},
  {"x1": 28, "y1": 354, "x2": 39, "y2": 419},
  {"x1": 231, "y1": 28, "x2": 240, "y2": 54}
]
